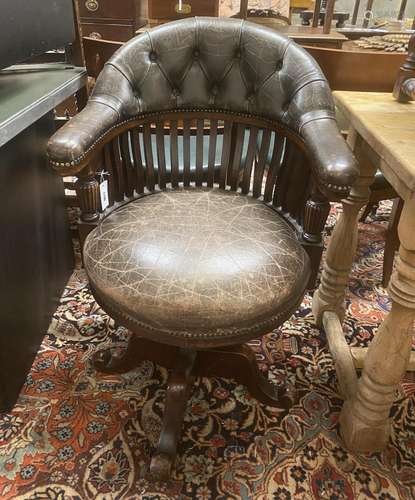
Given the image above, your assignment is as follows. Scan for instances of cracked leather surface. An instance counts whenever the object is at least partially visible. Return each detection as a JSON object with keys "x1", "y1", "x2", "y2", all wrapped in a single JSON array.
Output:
[
  {"x1": 84, "y1": 189, "x2": 309, "y2": 345},
  {"x1": 47, "y1": 17, "x2": 358, "y2": 192}
]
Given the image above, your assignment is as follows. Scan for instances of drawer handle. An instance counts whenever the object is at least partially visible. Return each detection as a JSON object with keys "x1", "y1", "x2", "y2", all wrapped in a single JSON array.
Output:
[
  {"x1": 175, "y1": 2, "x2": 192, "y2": 14},
  {"x1": 89, "y1": 31, "x2": 103, "y2": 40},
  {"x1": 85, "y1": 0, "x2": 99, "y2": 12}
]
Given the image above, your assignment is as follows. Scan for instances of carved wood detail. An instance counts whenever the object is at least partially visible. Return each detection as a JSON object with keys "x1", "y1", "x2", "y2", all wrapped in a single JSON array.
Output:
[
  {"x1": 303, "y1": 185, "x2": 330, "y2": 244},
  {"x1": 76, "y1": 166, "x2": 100, "y2": 222}
]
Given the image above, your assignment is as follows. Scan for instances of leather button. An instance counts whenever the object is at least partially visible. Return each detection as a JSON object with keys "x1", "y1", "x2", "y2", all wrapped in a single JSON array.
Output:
[
  {"x1": 247, "y1": 92, "x2": 256, "y2": 102},
  {"x1": 172, "y1": 87, "x2": 180, "y2": 97},
  {"x1": 149, "y1": 51, "x2": 158, "y2": 62},
  {"x1": 234, "y1": 48, "x2": 242, "y2": 59},
  {"x1": 276, "y1": 59, "x2": 284, "y2": 71},
  {"x1": 211, "y1": 84, "x2": 219, "y2": 96},
  {"x1": 193, "y1": 48, "x2": 200, "y2": 58}
]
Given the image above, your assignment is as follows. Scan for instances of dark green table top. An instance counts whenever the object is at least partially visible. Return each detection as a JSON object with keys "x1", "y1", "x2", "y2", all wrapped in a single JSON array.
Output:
[{"x1": 0, "y1": 63, "x2": 86, "y2": 147}]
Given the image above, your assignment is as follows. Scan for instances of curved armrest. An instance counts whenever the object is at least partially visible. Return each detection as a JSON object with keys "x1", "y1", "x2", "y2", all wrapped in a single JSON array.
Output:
[
  {"x1": 47, "y1": 101, "x2": 120, "y2": 176},
  {"x1": 48, "y1": 63, "x2": 138, "y2": 176},
  {"x1": 301, "y1": 118, "x2": 359, "y2": 199}
]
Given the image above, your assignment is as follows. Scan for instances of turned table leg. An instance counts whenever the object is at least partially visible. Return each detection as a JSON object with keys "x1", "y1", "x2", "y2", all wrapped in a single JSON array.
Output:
[
  {"x1": 340, "y1": 198, "x2": 415, "y2": 452},
  {"x1": 313, "y1": 133, "x2": 376, "y2": 325},
  {"x1": 312, "y1": 132, "x2": 376, "y2": 400}
]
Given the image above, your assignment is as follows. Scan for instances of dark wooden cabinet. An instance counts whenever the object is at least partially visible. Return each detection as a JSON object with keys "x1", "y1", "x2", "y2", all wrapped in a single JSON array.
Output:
[
  {"x1": 78, "y1": 0, "x2": 148, "y2": 42},
  {"x1": 148, "y1": 0, "x2": 219, "y2": 21},
  {"x1": 0, "y1": 66, "x2": 86, "y2": 411}
]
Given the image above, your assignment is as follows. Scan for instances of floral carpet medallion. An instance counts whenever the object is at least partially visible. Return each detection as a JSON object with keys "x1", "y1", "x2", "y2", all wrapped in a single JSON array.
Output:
[{"x1": 0, "y1": 202, "x2": 414, "y2": 499}]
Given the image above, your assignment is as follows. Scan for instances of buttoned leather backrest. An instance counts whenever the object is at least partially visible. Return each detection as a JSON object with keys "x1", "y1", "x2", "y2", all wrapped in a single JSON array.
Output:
[
  {"x1": 91, "y1": 17, "x2": 335, "y2": 134},
  {"x1": 48, "y1": 16, "x2": 358, "y2": 196}
]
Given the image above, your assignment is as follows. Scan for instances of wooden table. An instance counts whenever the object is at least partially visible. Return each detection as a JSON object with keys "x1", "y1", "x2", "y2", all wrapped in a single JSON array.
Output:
[
  {"x1": 273, "y1": 26, "x2": 347, "y2": 48},
  {"x1": 313, "y1": 91, "x2": 415, "y2": 452}
]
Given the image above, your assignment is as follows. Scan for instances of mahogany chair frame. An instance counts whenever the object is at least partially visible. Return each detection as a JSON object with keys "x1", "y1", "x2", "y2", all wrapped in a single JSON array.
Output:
[
  {"x1": 77, "y1": 36, "x2": 338, "y2": 289},
  {"x1": 54, "y1": 105, "x2": 336, "y2": 478},
  {"x1": 64, "y1": 107, "x2": 332, "y2": 291}
]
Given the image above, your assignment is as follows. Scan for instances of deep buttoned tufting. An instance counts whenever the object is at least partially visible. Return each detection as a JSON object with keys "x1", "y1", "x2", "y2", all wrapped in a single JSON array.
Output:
[
  {"x1": 83, "y1": 189, "x2": 310, "y2": 348},
  {"x1": 97, "y1": 16, "x2": 332, "y2": 128},
  {"x1": 47, "y1": 17, "x2": 358, "y2": 192}
]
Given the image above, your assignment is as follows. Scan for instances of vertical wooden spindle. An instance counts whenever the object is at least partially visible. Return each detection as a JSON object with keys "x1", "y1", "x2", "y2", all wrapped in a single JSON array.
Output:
[
  {"x1": 120, "y1": 131, "x2": 135, "y2": 197},
  {"x1": 131, "y1": 128, "x2": 145, "y2": 195},
  {"x1": 253, "y1": 129, "x2": 271, "y2": 198},
  {"x1": 273, "y1": 139, "x2": 295, "y2": 208},
  {"x1": 207, "y1": 119, "x2": 218, "y2": 188},
  {"x1": 312, "y1": 0, "x2": 322, "y2": 27},
  {"x1": 263, "y1": 134, "x2": 285, "y2": 203},
  {"x1": 219, "y1": 120, "x2": 233, "y2": 189},
  {"x1": 104, "y1": 143, "x2": 115, "y2": 206},
  {"x1": 112, "y1": 137, "x2": 125, "y2": 201},
  {"x1": 156, "y1": 122, "x2": 167, "y2": 189},
  {"x1": 239, "y1": 0, "x2": 249, "y2": 18},
  {"x1": 143, "y1": 123, "x2": 155, "y2": 191},
  {"x1": 195, "y1": 119, "x2": 204, "y2": 187},
  {"x1": 323, "y1": 0, "x2": 335, "y2": 34},
  {"x1": 241, "y1": 126, "x2": 259, "y2": 195},
  {"x1": 397, "y1": 0, "x2": 407, "y2": 20},
  {"x1": 183, "y1": 119, "x2": 191, "y2": 187},
  {"x1": 229, "y1": 123, "x2": 245, "y2": 191},
  {"x1": 170, "y1": 121, "x2": 180, "y2": 188},
  {"x1": 362, "y1": 0, "x2": 374, "y2": 27},
  {"x1": 351, "y1": 0, "x2": 360, "y2": 25}
]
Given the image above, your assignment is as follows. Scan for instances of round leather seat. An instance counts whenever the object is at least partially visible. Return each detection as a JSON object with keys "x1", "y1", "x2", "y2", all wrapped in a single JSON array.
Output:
[{"x1": 84, "y1": 189, "x2": 310, "y2": 348}]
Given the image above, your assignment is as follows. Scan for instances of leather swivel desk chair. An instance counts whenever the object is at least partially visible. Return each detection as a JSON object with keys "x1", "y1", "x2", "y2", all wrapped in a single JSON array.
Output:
[{"x1": 48, "y1": 17, "x2": 357, "y2": 480}]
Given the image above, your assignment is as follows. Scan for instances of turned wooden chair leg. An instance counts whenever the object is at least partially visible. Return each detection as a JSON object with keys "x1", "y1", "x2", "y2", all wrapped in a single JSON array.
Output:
[
  {"x1": 149, "y1": 349, "x2": 196, "y2": 481},
  {"x1": 95, "y1": 334, "x2": 295, "y2": 408},
  {"x1": 382, "y1": 197, "x2": 403, "y2": 288},
  {"x1": 94, "y1": 335, "x2": 294, "y2": 481}
]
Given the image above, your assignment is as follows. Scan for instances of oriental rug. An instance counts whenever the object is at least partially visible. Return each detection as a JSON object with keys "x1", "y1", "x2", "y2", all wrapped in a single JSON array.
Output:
[{"x1": 0, "y1": 202, "x2": 414, "y2": 499}]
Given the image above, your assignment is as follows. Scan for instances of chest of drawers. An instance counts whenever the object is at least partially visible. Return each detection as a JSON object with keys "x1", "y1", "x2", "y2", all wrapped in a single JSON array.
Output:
[
  {"x1": 78, "y1": 0, "x2": 148, "y2": 42},
  {"x1": 148, "y1": 0, "x2": 219, "y2": 22}
]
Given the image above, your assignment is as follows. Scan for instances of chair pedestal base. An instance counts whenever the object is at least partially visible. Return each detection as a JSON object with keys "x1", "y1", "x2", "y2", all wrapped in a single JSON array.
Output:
[
  {"x1": 149, "y1": 348, "x2": 196, "y2": 481},
  {"x1": 93, "y1": 334, "x2": 295, "y2": 480}
]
